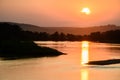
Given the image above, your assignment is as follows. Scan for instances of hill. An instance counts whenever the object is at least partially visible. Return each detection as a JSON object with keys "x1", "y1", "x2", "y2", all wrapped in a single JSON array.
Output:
[{"x1": 1, "y1": 22, "x2": 120, "y2": 35}]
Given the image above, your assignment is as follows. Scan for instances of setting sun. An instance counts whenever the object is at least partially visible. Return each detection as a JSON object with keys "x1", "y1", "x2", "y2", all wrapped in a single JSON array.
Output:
[{"x1": 81, "y1": 7, "x2": 91, "y2": 15}]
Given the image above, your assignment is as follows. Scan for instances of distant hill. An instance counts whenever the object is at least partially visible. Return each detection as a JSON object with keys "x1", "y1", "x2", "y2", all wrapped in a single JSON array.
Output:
[{"x1": 1, "y1": 22, "x2": 120, "y2": 35}]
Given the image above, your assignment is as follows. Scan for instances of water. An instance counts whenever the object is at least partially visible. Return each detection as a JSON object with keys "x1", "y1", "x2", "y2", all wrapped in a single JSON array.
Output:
[{"x1": 0, "y1": 41, "x2": 120, "y2": 80}]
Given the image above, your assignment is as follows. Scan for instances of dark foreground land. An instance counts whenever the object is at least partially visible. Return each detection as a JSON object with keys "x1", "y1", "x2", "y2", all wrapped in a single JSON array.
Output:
[
  {"x1": 87, "y1": 59, "x2": 120, "y2": 65},
  {"x1": 0, "y1": 41, "x2": 65, "y2": 60}
]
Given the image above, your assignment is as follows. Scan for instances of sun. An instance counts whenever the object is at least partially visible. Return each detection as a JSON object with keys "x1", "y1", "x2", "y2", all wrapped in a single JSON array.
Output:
[{"x1": 81, "y1": 7, "x2": 91, "y2": 15}]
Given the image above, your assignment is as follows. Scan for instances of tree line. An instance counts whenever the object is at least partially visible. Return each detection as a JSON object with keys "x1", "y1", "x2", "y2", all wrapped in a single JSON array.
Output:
[{"x1": 0, "y1": 22, "x2": 120, "y2": 43}]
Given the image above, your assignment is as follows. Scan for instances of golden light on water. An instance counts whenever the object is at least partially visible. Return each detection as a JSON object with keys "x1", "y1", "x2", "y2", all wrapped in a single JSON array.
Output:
[
  {"x1": 81, "y1": 41, "x2": 89, "y2": 64},
  {"x1": 81, "y1": 69, "x2": 88, "y2": 80},
  {"x1": 81, "y1": 41, "x2": 89, "y2": 80}
]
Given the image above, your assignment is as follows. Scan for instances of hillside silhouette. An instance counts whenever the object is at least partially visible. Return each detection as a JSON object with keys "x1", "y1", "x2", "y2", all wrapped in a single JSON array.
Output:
[
  {"x1": 0, "y1": 22, "x2": 120, "y2": 43},
  {"x1": 0, "y1": 22, "x2": 65, "y2": 60},
  {"x1": 2, "y1": 22, "x2": 120, "y2": 35}
]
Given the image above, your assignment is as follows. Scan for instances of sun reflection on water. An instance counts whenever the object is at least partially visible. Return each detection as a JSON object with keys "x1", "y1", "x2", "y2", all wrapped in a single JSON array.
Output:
[
  {"x1": 81, "y1": 41, "x2": 89, "y2": 65},
  {"x1": 81, "y1": 41, "x2": 89, "y2": 80},
  {"x1": 81, "y1": 69, "x2": 89, "y2": 80}
]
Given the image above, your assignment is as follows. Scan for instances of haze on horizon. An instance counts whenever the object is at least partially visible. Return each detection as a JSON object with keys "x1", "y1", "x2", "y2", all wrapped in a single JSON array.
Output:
[{"x1": 0, "y1": 0, "x2": 120, "y2": 27}]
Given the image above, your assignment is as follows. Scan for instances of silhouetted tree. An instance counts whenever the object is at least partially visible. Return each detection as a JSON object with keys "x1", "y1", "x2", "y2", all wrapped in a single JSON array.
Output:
[
  {"x1": 66, "y1": 34, "x2": 75, "y2": 41},
  {"x1": 51, "y1": 32, "x2": 60, "y2": 41},
  {"x1": 59, "y1": 32, "x2": 66, "y2": 41},
  {"x1": 89, "y1": 32, "x2": 101, "y2": 41},
  {"x1": 38, "y1": 32, "x2": 50, "y2": 41},
  {"x1": 0, "y1": 22, "x2": 23, "y2": 41}
]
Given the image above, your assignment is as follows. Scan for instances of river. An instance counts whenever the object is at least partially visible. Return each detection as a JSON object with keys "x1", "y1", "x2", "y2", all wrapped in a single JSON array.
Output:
[{"x1": 0, "y1": 41, "x2": 120, "y2": 80}]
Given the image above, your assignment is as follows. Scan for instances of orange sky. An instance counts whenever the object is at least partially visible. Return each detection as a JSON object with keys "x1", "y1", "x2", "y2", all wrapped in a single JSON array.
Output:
[{"x1": 0, "y1": 0, "x2": 120, "y2": 27}]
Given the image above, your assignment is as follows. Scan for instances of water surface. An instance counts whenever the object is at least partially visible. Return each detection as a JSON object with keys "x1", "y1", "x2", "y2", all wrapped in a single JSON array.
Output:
[{"x1": 0, "y1": 41, "x2": 120, "y2": 80}]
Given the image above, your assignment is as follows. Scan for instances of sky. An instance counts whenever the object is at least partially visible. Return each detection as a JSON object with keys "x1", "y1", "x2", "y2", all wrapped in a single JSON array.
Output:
[{"x1": 0, "y1": 0, "x2": 120, "y2": 27}]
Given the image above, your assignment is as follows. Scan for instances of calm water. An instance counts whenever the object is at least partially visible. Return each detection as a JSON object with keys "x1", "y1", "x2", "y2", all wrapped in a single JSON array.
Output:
[{"x1": 0, "y1": 41, "x2": 120, "y2": 80}]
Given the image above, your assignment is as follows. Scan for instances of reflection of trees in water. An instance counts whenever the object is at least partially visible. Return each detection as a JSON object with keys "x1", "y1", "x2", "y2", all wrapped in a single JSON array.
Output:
[
  {"x1": 36, "y1": 41, "x2": 67, "y2": 52},
  {"x1": 102, "y1": 44, "x2": 120, "y2": 56},
  {"x1": 48, "y1": 42, "x2": 66, "y2": 50},
  {"x1": 108, "y1": 47, "x2": 120, "y2": 57}
]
